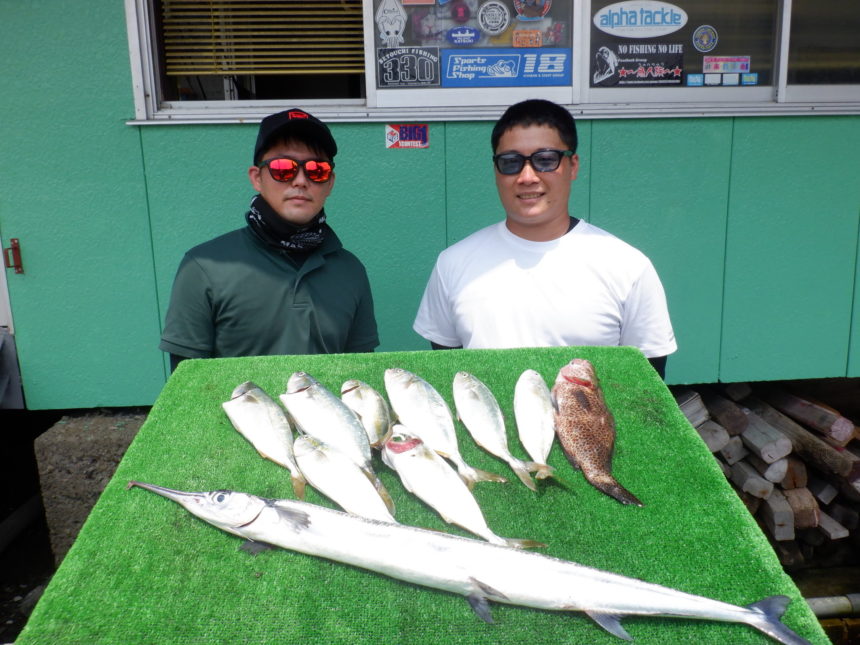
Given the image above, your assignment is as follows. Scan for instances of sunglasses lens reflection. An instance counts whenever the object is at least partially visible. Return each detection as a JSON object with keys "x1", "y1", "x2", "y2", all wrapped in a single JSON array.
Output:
[
  {"x1": 532, "y1": 151, "x2": 562, "y2": 171},
  {"x1": 496, "y1": 154, "x2": 525, "y2": 174},
  {"x1": 304, "y1": 160, "x2": 333, "y2": 182},
  {"x1": 268, "y1": 158, "x2": 298, "y2": 181},
  {"x1": 265, "y1": 158, "x2": 332, "y2": 183}
]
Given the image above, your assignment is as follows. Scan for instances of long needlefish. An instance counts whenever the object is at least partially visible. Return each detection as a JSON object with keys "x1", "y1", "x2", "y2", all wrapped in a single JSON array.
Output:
[
  {"x1": 280, "y1": 372, "x2": 394, "y2": 513},
  {"x1": 382, "y1": 427, "x2": 544, "y2": 548},
  {"x1": 222, "y1": 381, "x2": 306, "y2": 499},
  {"x1": 127, "y1": 481, "x2": 813, "y2": 645},
  {"x1": 551, "y1": 359, "x2": 643, "y2": 506},
  {"x1": 340, "y1": 379, "x2": 392, "y2": 449},
  {"x1": 513, "y1": 370, "x2": 557, "y2": 480},
  {"x1": 384, "y1": 368, "x2": 506, "y2": 489},
  {"x1": 452, "y1": 371, "x2": 540, "y2": 491}
]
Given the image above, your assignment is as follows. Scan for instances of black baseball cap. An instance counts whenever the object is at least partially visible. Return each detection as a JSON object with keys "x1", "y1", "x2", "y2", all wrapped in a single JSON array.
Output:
[{"x1": 253, "y1": 108, "x2": 338, "y2": 165}]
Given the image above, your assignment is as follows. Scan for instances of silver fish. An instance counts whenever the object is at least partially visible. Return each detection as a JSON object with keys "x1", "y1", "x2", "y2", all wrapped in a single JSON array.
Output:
[
  {"x1": 513, "y1": 370, "x2": 557, "y2": 480},
  {"x1": 128, "y1": 481, "x2": 813, "y2": 645},
  {"x1": 453, "y1": 371, "x2": 539, "y2": 491},
  {"x1": 384, "y1": 367, "x2": 506, "y2": 489},
  {"x1": 222, "y1": 381, "x2": 306, "y2": 499},
  {"x1": 340, "y1": 379, "x2": 392, "y2": 449},
  {"x1": 280, "y1": 372, "x2": 394, "y2": 513},
  {"x1": 293, "y1": 435, "x2": 396, "y2": 523},
  {"x1": 381, "y1": 426, "x2": 543, "y2": 549}
]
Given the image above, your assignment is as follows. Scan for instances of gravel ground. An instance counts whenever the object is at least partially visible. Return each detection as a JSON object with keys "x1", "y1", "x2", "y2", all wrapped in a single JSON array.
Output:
[{"x1": 0, "y1": 408, "x2": 148, "y2": 644}]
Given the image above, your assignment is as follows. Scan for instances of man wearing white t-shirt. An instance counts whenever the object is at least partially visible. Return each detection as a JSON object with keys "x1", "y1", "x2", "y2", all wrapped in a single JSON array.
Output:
[{"x1": 413, "y1": 99, "x2": 676, "y2": 377}]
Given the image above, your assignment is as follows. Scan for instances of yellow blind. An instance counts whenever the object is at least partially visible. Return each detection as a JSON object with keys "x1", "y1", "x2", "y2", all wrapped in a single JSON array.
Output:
[{"x1": 161, "y1": 0, "x2": 364, "y2": 76}]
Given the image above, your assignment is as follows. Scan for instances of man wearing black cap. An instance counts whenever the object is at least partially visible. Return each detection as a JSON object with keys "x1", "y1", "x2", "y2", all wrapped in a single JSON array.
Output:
[{"x1": 159, "y1": 109, "x2": 379, "y2": 369}]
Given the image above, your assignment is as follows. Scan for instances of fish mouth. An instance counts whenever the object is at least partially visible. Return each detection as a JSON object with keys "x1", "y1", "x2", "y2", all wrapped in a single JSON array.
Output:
[{"x1": 127, "y1": 481, "x2": 204, "y2": 504}]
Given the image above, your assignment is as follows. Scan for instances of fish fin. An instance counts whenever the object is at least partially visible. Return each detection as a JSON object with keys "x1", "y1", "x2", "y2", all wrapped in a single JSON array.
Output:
[
  {"x1": 372, "y1": 473, "x2": 397, "y2": 514},
  {"x1": 503, "y1": 537, "x2": 547, "y2": 550},
  {"x1": 533, "y1": 462, "x2": 557, "y2": 480},
  {"x1": 585, "y1": 612, "x2": 633, "y2": 641},
  {"x1": 509, "y1": 459, "x2": 538, "y2": 491},
  {"x1": 471, "y1": 467, "x2": 508, "y2": 485},
  {"x1": 455, "y1": 463, "x2": 507, "y2": 490},
  {"x1": 239, "y1": 540, "x2": 275, "y2": 555},
  {"x1": 466, "y1": 594, "x2": 494, "y2": 624},
  {"x1": 588, "y1": 475, "x2": 644, "y2": 507},
  {"x1": 291, "y1": 475, "x2": 307, "y2": 501},
  {"x1": 270, "y1": 502, "x2": 312, "y2": 531},
  {"x1": 745, "y1": 596, "x2": 813, "y2": 645},
  {"x1": 465, "y1": 577, "x2": 509, "y2": 623}
]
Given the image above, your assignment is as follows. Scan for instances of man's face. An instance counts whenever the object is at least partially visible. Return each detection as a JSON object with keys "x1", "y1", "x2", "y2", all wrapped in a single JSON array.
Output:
[
  {"x1": 494, "y1": 124, "x2": 579, "y2": 241},
  {"x1": 248, "y1": 140, "x2": 335, "y2": 226}
]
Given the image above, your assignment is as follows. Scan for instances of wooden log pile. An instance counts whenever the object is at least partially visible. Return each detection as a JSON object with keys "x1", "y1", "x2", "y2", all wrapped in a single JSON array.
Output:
[{"x1": 674, "y1": 382, "x2": 860, "y2": 570}]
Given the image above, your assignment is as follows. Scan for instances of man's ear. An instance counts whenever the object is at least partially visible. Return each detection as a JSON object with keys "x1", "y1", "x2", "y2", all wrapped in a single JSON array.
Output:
[
  {"x1": 248, "y1": 165, "x2": 263, "y2": 191},
  {"x1": 568, "y1": 154, "x2": 580, "y2": 182}
]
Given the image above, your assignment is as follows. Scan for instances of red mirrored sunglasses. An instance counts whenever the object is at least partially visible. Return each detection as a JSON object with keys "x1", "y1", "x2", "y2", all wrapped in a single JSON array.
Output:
[{"x1": 259, "y1": 156, "x2": 334, "y2": 183}]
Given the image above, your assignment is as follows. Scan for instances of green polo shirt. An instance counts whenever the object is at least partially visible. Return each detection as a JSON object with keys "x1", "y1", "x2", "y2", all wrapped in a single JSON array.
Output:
[{"x1": 159, "y1": 226, "x2": 378, "y2": 358}]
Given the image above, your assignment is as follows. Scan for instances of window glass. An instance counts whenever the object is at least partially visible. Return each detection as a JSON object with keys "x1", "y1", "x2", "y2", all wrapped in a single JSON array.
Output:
[
  {"x1": 156, "y1": 0, "x2": 365, "y2": 101},
  {"x1": 589, "y1": 0, "x2": 777, "y2": 89},
  {"x1": 372, "y1": 0, "x2": 573, "y2": 90},
  {"x1": 788, "y1": 0, "x2": 860, "y2": 85}
]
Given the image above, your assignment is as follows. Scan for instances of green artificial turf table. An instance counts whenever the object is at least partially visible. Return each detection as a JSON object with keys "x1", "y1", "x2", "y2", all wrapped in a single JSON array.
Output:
[{"x1": 17, "y1": 346, "x2": 829, "y2": 644}]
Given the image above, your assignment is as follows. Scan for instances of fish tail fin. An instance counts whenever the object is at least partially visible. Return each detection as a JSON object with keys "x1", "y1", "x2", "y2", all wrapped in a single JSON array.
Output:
[
  {"x1": 374, "y1": 477, "x2": 397, "y2": 514},
  {"x1": 535, "y1": 464, "x2": 556, "y2": 479},
  {"x1": 508, "y1": 458, "x2": 538, "y2": 492},
  {"x1": 291, "y1": 474, "x2": 307, "y2": 500},
  {"x1": 589, "y1": 474, "x2": 644, "y2": 507},
  {"x1": 360, "y1": 467, "x2": 397, "y2": 514},
  {"x1": 502, "y1": 536, "x2": 548, "y2": 550},
  {"x1": 454, "y1": 459, "x2": 507, "y2": 490},
  {"x1": 745, "y1": 596, "x2": 813, "y2": 645},
  {"x1": 528, "y1": 461, "x2": 557, "y2": 480}
]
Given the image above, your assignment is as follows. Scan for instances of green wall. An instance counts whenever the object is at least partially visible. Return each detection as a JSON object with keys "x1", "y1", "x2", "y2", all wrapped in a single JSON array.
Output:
[{"x1": 1, "y1": 1, "x2": 859, "y2": 409}]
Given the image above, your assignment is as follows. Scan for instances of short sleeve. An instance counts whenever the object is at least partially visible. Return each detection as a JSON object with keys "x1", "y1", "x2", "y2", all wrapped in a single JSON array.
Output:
[
  {"x1": 158, "y1": 254, "x2": 216, "y2": 358},
  {"x1": 413, "y1": 261, "x2": 461, "y2": 347},
  {"x1": 619, "y1": 260, "x2": 677, "y2": 359}
]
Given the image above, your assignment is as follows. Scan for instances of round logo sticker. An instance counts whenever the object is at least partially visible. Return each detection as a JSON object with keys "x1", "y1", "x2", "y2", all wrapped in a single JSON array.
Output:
[
  {"x1": 478, "y1": 0, "x2": 511, "y2": 36},
  {"x1": 693, "y1": 24, "x2": 718, "y2": 53},
  {"x1": 513, "y1": 0, "x2": 552, "y2": 21}
]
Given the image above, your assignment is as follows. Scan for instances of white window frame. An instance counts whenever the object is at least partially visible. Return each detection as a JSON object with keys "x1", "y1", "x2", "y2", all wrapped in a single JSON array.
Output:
[{"x1": 125, "y1": 0, "x2": 860, "y2": 124}]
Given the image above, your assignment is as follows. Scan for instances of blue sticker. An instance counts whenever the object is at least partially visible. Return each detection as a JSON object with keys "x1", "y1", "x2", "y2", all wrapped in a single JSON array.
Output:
[
  {"x1": 446, "y1": 26, "x2": 481, "y2": 46},
  {"x1": 441, "y1": 48, "x2": 571, "y2": 87},
  {"x1": 686, "y1": 73, "x2": 704, "y2": 86},
  {"x1": 741, "y1": 72, "x2": 758, "y2": 86}
]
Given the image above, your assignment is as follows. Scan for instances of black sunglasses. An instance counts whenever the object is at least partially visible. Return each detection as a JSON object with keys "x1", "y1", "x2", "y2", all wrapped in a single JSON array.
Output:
[
  {"x1": 259, "y1": 156, "x2": 334, "y2": 183},
  {"x1": 493, "y1": 149, "x2": 574, "y2": 175}
]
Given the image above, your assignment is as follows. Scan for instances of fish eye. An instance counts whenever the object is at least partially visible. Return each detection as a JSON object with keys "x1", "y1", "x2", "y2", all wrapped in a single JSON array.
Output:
[{"x1": 214, "y1": 492, "x2": 228, "y2": 504}]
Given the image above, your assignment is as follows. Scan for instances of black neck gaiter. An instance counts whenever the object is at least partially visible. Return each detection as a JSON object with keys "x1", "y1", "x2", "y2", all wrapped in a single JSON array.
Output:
[{"x1": 245, "y1": 195, "x2": 327, "y2": 252}]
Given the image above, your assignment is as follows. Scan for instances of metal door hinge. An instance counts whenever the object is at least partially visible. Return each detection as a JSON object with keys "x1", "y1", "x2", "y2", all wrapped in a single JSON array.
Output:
[{"x1": 3, "y1": 238, "x2": 23, "y2": 274}]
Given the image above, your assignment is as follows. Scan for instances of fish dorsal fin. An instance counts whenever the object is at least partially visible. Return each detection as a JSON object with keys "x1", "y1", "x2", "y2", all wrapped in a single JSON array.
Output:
[
  {"x1": 465, "y1": 577, "x2": 509, "y2": 624},
  {"x1": 585, "y1": 611, "x2": 632, "y2": 641}
]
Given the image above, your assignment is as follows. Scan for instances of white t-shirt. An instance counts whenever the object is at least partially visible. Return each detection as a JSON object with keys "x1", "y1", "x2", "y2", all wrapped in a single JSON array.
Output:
[{"x1": 413, "y1": 220, "x2": 677, "y2": 358}]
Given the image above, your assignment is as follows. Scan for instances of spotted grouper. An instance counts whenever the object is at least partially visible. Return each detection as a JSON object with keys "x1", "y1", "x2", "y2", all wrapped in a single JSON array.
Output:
[{"x1": 551, "y1": 359, "x2": 643, "y2": 506}]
